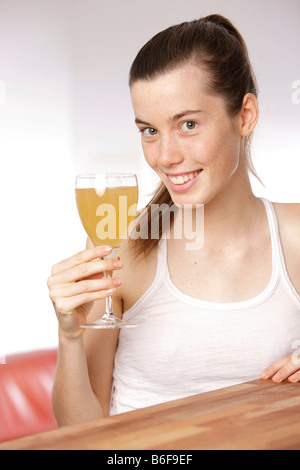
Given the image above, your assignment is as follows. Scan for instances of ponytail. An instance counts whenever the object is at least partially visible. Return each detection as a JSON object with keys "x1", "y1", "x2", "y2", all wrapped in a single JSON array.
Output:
[{"x1": 202, "y1": 14, "x2": 246, "y2": 47}]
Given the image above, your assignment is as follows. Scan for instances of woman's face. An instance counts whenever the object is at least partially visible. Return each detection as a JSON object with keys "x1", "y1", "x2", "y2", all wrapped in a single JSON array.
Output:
[{"x1": 131, "y1": 63, "x2": 245, "y2": 207}]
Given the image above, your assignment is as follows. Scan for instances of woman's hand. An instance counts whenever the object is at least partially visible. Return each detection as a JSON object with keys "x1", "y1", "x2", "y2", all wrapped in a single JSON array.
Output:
[
  {"x1": 47, "y1": 246, "x2": 123, "y2": 338},
  {"x1": 261, "y1": 351, "x2": 300, "y2": 383}
]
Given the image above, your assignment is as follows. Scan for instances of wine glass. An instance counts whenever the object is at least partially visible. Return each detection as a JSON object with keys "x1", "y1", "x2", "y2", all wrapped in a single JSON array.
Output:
[{"x1": 75, "y1": 173, "x2": 138, "y2": 329}]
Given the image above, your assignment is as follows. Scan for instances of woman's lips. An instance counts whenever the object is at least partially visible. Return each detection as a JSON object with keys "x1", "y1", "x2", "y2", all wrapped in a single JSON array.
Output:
[{"x1": 166, "y1": 170, "x2": 202, "y2": 193}]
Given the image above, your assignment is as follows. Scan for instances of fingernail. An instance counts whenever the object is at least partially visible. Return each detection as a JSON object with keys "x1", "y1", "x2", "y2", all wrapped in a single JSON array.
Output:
[
  {"x1": 289, "y1": 374, "x2": 299, "y2": 383},
  {"x1": 103, "y1": 246, "x2": 113, "y2": 252},
  {"x1": 273, "y1": 374, "x2": 283, "y2": 383},
  {"x1": 113, "y1": 260, "x2": 122, "y2": 268},
  {"x1": 113, "y1": 278, "x2": 122, "y2": 287}
]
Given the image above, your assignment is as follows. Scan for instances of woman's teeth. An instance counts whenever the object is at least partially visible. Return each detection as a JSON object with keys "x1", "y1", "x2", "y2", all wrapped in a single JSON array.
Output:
[{"x1": 168, "y1": 171, "x2": 200, "y2": 185}]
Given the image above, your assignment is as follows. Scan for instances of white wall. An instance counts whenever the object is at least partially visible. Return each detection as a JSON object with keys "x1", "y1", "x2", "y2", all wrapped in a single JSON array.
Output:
[
  {"x1": 0, "y1": 0, "x2": 299, "y2": 357},
  {"x1": 0, "y1": 0, "x2": 77, "y2": 356}
]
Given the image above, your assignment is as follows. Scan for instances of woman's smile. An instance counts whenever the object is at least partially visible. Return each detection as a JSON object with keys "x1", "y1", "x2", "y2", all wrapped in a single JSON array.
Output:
[{"x1": 166, "y1": 169, "x2": 203, "y2": 193}]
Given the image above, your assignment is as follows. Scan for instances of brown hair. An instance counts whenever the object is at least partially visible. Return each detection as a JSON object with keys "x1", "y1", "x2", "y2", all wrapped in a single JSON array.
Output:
[{"x1": 129, "y1": 14, "x2": 259, "y2": 257}]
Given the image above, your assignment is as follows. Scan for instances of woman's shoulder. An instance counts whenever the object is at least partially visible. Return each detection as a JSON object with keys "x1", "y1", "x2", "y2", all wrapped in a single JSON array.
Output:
[
  {"x1": 272, "y1": 202, "x2": 300, "y2": 291},
  {"x1": 273, "y1": 202, "x2": 300, "y2": 263},
  {"x1": 272, "y1": 201, "x2": 300, "y2": 234}
]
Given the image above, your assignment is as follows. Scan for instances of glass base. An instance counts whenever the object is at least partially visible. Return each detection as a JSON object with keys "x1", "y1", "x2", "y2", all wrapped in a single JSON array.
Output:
[{"x1": 80, "y1": 314, "x2": 137, "y2": 329}]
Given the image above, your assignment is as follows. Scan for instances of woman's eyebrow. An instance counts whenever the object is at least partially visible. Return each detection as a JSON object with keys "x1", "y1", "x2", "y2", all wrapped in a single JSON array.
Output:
[
  {"x1": 172, "y1": 109, "x2": 203, "y2": 121},
  {"x1": 135, "y1": 109, "x2": 203, "y2": 126},
  {"x1": 135, "y1": 118, "x2": 152, "y2": 126}
]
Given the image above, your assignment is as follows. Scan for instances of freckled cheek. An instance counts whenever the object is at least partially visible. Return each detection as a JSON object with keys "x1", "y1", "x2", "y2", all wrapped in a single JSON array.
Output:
[
  {"x1": 208, "y1": 155, "x2": 239, "y2": 182},
  {"x1": 198, "y1": 137, "x2": 240, "y2": 175}
]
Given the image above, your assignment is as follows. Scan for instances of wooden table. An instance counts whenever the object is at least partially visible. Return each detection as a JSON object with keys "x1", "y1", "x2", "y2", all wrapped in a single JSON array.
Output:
[{"x1": 1, "y1": 379, "x2": 300, "y2": 450}]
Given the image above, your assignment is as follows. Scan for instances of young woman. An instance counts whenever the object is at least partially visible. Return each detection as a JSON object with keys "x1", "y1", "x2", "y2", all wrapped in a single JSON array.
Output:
[{"x1": 48, "y1": 14, "x2": 300, "y2": 425}]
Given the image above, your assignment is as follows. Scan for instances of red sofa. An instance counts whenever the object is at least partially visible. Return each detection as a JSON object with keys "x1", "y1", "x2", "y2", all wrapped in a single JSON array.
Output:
[{"x1": 0, "y1": 349, "x2": 58, "y2": 443}]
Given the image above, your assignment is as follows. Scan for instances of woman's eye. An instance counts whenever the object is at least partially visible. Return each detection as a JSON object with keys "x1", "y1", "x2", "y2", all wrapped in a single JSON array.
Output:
[
  {"x1": 142, "y1": 127, "x2": 158, "y2": 137},
  {"x1": 181, "y1": 121, "x2": 197, "y2": 131}
]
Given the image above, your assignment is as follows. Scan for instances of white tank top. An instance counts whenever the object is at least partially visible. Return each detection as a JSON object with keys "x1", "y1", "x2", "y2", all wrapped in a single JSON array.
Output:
[{"x1": 110, "y1": 199, "x2": 300, "y2": 415}]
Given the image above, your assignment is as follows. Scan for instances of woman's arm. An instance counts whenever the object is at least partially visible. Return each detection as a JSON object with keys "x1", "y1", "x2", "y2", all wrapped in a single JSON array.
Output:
[
  {"x1": 48, "y1": 244, "x2": 123, "y2": 425},
  {"x1": 261, "y1": 203, "x2": 300, "y2": 384},
  {"x1": 52, "y1": 331, "x2": 103, "y2": 426}
]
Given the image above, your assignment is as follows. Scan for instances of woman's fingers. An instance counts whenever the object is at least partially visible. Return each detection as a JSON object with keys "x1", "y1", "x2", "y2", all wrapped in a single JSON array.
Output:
[
  {"x1": 49, "y1": 257, "x2": 122, "y2": 286},
  {"x1": 47, "y1": 246, "x2": 124, "y2": 335},
  {"x1": 51, "y1": 245, "x2": 113, "y2": 275},
  {"x1": 260, "y1": 356, "x2": 288, "y2": 380},
  {"x1": 52, "y1": 289, "x2": 116, "y2": 316},
  {"x1": 50, "y1": 277, "x2": 122, "y2": 299},
  {"x1": 288, "y1": 371, "x2": 300, "y2": 383},
  {"x1": 261, "y1": 355, "x2": 300, "y2": 383}
]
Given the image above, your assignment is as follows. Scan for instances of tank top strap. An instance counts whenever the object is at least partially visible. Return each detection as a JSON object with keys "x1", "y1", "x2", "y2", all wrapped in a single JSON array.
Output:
[
  {"x1": 156, "y1": 237, "x2": 168, "y2": 281},
  {"x1": 261, "y1": 198, "x2": 282, "y2": 267},
  {"x1": 122, "y1": 238, "x2": 168, "y2": 321},
  {"x1": 261, "y1": 198, "x2": 286, "y2": 273},
  {"x1": 261, "y1": 197, "x2": 300, "y2": 307}
]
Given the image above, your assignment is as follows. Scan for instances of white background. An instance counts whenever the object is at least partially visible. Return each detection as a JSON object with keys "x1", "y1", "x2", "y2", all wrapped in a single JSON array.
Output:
[{"x1": 0, "y1": 0, "x2": 299, "y2": 356}]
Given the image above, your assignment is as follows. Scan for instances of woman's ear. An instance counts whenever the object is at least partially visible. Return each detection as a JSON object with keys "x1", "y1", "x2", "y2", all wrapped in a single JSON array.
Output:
[{"x1": 239, "y1": 93, "x2": 259, "y2": 136}]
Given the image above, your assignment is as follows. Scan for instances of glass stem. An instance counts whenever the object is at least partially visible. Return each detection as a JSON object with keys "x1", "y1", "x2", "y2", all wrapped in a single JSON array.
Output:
[
  {"x1": 102, "y1": 247, "x2": 118, "y2": 319},
  {"x1": 105, "y1": 281, "x2": 114, "y2": 316}
]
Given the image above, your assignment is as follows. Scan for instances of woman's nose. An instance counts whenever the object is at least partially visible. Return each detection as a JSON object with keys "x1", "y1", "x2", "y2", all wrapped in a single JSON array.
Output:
[{"x1": 158, "y1": 135, "x2": 184, "y2": 167}]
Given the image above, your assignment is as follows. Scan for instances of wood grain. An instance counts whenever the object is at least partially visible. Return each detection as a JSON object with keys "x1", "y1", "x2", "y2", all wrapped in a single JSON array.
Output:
[{"x1": 1, "y1": 379, "x2": 300, "y2": 450}]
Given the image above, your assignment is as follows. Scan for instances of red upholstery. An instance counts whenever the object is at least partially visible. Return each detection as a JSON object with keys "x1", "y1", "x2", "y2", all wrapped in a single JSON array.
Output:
[{"x1": 0, "y1": 349, "x2": 58, "y2": 443}]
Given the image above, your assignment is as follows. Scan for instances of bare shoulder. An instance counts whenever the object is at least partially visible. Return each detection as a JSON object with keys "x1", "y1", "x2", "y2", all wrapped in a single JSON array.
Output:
[
  {"x1": 273, "y1": 202, "x2": 300, "y2": 238},
  {"x1": 273, "y1": 201, "x2": 300, "y2": 293}
]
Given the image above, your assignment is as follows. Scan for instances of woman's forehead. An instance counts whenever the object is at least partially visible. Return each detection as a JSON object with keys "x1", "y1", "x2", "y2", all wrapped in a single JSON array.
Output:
[{"x1": 130, "y1": 65, "x2": 224, "y2": 120}]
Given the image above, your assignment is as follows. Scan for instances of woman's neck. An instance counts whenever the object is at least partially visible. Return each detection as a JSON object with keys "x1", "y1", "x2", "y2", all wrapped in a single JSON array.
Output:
[{"x1": 171, "y1": 161, "x2": 264, "y2": 253}]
